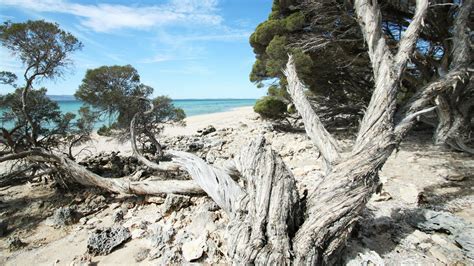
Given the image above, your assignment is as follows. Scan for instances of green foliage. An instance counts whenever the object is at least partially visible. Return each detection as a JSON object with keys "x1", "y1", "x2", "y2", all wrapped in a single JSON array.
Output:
[
  {"x1": 267, "y1": 85, "x2": 288, "y2": 98},
  {"x1": 249, "y1": 0, "x2": 373, "y2": 124},
  {"x1": 0, "y1": 71, "x2": 17, "y2": 87},
  {"x1": 97, "y1": 125, "x2": 113, "y2": 136},
  {"x1": 250, "y1": 59, "x2": 267, "y2": 85},
  {"x1": 0, "y1": 20, "x2": 89, "y2": 154},
  {"x1": 284, "y1": 12, "x2": 306, "y2": 31},
  {"x1": 292, "y1": 49, "x2": 313, "y2": 78},
  {"x1": 0, "y1": 88, "x2": 61, "y2": 136},
  {"x1": 254, "y1": 96, "x2": 287, "y2": 119},
  {"x1": 75, "y1": 65, "x2": 152, "y2": 118},
  {"x1": 265, "y1": 35, "x2": 288, "y2": 76},
  {"x1": 250, "y1": 20, "x2": 285, "y2": 52},
  {"x1": 76, "y1": 65, "x2": 185, "y2": 139},
  {"x1": 0, "y1": 20, "x2": 82, "y2": 80}
]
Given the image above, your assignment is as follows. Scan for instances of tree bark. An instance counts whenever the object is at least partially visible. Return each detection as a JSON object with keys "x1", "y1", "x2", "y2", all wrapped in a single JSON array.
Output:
[{"x1": 227, "y1": 136, "x2": 301, "y2": 264}]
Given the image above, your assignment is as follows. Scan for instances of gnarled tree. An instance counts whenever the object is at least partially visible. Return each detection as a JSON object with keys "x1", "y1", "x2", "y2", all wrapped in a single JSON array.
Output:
[
  {"x1": 1, "y1": 0, "x2": 471, "y2": 264},
  {"x1": 75, "y1": 65, "x2": 185, "y2": 161}
]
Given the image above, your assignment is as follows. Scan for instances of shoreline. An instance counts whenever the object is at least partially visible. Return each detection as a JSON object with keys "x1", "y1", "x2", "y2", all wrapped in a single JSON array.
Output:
[{"x1": 73, "y1": 106, "x2": 256, "y2": 159}]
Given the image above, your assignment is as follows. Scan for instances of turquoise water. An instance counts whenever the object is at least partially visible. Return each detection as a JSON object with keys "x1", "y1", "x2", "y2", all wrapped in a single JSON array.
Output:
[{"x1": 1, "y1": 98, "x2": 256, "y2": 129}]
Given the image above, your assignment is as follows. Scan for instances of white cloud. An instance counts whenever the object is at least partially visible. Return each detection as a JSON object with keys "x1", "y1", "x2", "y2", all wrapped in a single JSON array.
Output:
[{"x1": 1, "y1": 0, "x2": 222, "y2": 32}]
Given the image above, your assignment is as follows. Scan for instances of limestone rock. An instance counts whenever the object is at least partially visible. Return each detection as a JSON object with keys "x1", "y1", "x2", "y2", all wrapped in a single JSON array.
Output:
[
  {"x1": 7, "y1": 236, "x2": 26, "y2": 251},
  {"x1": 197, "y1": 125, "x2": 216, "y2": 136},
  {"x1": 187, "y1": 211, "x2": 217, "y2": 237},
  {"x1": 87, "y1": 226, "x2": 131, "y2": 256},
  {"x1": 134, "y1": 248, "x2": 150, "y2": 262},
  {"x1": 346, "y1": 250, "x2": 384, "y2": 266},
  {"x1": 162, "y1": 194, "x2": 191, "y2": 215},
  {"x1": 51, "y1": 206, "x2": 79, "y2": 227},
  {"x1": 182, "y1": 237, "x2": 207, "y2": 262},
  {"x1": 112, "y1": 209, "x2": 124, "y2": 223},
  {"x1": 399, "y1": 184, "x2": 419, "y2": 204}
]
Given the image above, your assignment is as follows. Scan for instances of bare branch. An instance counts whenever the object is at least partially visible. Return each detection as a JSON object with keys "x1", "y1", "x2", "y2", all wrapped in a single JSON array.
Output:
[
  {"x1": 394, "y1": 0, "x2": 429, "y2": 77},
  {"x1": 353, "y1": 0, "x2": 428, "y2": 153},
  {"x1": 284, "y1": 55, "x2": 341, "y2": 169},
  {"x1": 169, "y1": 150, "x2": 244, "y2": 215}
]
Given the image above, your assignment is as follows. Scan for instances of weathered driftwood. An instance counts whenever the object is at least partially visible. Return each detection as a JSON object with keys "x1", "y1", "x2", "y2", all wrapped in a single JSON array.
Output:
[
  {"x1": 5, "y1": 149, "x2": 204, "y2": 195},
  {"x1": 168, "y1": 150, "x2": 243, "y2": 214}
]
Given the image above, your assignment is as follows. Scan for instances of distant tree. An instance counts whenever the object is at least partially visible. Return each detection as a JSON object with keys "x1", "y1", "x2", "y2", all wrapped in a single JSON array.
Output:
[
  {"x1": 0, "y1": 20, "x2": 84, "y2": 147},
  {"x1": 75, "y1": 65, "x2": 185, "y2": 158},
  {"x1": 0, "y1": 20, "x2": 94, "y2": 185}
]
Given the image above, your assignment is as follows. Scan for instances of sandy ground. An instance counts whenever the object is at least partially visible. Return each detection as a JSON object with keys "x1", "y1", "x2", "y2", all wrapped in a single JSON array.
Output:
[
  {"x1": 71, "y1": 106, "x2": 255, "y2": 159},
  {"x1": 1, "y1": 105, "x2": 473, "y2": 265}
]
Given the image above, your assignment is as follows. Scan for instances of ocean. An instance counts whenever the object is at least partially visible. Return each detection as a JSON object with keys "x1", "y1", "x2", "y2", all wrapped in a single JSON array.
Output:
[{"x1": 1, "y1": 96, "x2": 256, "y2": 129}]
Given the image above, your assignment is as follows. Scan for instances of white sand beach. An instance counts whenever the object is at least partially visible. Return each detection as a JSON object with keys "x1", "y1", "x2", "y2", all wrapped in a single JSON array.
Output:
[{"x1": 71, "y1": 106, "x2": 256, "y2": 159}]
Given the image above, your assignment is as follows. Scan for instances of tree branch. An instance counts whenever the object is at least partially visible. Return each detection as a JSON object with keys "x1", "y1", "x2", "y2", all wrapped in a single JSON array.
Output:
[
  {"x1": 394, "y1": 0, "x2": 429, "y2": 77},
  {"x1": 284, "y1": 55, "x2": 341, "y2": 169},
  {"x1": 353, "y1": 0, "x2": 428, "y2": 153},
  {"x1": 169, "y1": 150, "x2": 244, "y2": 215}
]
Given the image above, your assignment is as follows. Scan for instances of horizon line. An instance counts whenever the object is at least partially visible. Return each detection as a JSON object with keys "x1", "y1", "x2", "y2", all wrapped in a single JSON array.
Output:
[{"x1": 46, "y1": 95, "x2": 257, "y2": 101}]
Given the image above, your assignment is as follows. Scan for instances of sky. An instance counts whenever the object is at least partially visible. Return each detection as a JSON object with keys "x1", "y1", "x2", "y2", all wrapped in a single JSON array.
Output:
[{"x1": 0, "y1": 0, "x2": 271, "y2": 99}]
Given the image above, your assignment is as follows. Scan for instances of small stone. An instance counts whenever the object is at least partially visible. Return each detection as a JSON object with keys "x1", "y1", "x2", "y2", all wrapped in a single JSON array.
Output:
[
  {"x1": 112, "y1": 210, "x2": 124, "y2": 223},
  {"x1": 86, "y1": 217, "x2": 100, "y2": 225},
  {"x1": 188, "y1": 211, "x2": 217, "y2": 237},
  {"x1": 182, "y1": 237, "x2": 207, "y2": 262},
  {"x1": 206, "y1": 151, "x2": 217, "y2": 164},
  {"x1": 51, "y1": 207, "x2": 79, "y2": 227},
  {"x1": 145, "y1": 196, "x2": 165, "y2": 205},
  {"x1": 399, "y1": 184, "x2": 419, "y2": 204},
  {"x1": 412, "y1": 230, "x2": 430, "y2": 242},
  {"x1": 162, "y1": 194, "x2": 191, "y2": 215},
  {"x1": 346, "y1": 250, "x2": 384, "y2": 266},
  {"x1": 435, "y1": 168, "x2": 466, "y2": 181},
  {"x1": 373, "y1": 191, "x2": 392, "y2": 202},
  {"x1": 134, "y1": 248, "x2": 150, "y2": 262},
  {"x1": 7, "y1": 236, "x2": 26, "y2": 251},
  {"x1": 430, "y1": 234, "x2": 448, "y2": 246},
  {"x1": 131, "y1": 229, "x2": 146, "y2": 239},
  {"x1": 198, "y1": 125, "x2": 216, "y2": 136},
  {"x1": 87, "y1": 226, "x2": 131, "y2": 256},
  {"x1": 418, "y1": 242, "x2": 432, "y2": 250}
]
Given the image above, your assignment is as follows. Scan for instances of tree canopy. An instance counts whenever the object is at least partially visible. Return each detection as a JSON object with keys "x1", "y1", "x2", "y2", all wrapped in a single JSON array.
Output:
[
  {"x1": 75, "y1": 64, "x2": 184, "y2": 133},
  {"x1": 0, "y1": 20, "x2": 83, "y2": 82},
  {"x1": 249, "y1": 0, "x2": 373, "y2": 124},
  {"x1": 0, "y1": 20, "x2": 86, "y2": 152}
]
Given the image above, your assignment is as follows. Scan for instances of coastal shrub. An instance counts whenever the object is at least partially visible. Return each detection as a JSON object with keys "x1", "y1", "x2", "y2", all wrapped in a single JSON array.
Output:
[
  {"x1": 253, "y1": 96, "x2": 287, "y2": 120},
  {"x1": 76, "y1": 66, "x2": 185, "y2": 137},
  {"x1": 97, "y1": 125, "x2": 113, "y2": 136},
  {"x1": 76, "y1": 65, "x2": 185, "y2": 155}
]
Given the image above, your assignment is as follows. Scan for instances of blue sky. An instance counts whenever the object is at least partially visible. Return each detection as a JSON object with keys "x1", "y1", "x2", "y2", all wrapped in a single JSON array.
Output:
[{"x1": 0, "y1": 0, "x2": 271, "y2": 99}]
